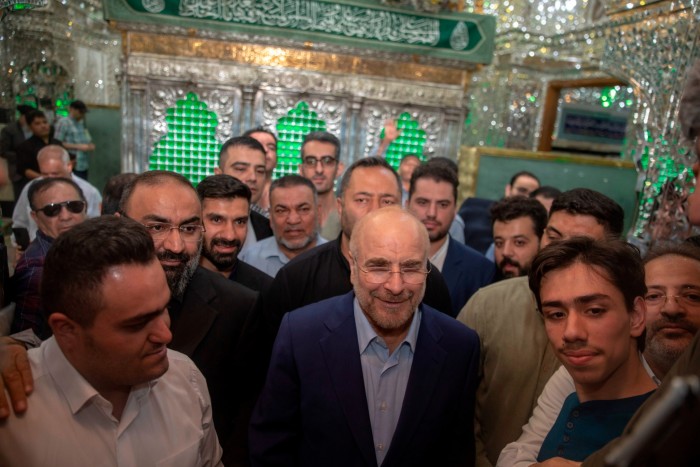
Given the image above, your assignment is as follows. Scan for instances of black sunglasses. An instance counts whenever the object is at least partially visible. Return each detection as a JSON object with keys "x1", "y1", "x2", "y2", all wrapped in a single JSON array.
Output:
[{"x1": 34, "y1": 200, "x2": 86, "y2": 217}]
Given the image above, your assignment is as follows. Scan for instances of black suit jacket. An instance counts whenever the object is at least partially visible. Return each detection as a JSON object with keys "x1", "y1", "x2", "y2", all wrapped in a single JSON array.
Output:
[
  {"x1": 230, "y1": 259, "x2": 273, "y2": 295},
  {"x1": 250, "y1": 210, "x2": 273, "y2": 241},
  {"x1": 168, "y1": 266, "x2": 265, "y2": 467}
]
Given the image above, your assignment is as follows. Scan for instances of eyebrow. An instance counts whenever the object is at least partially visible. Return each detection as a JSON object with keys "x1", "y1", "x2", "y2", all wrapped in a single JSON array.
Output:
[
  {"x1": 545, "y1": 225, "x2": 562, "y2": 237},
  {"x1": 647, "y1": 284, "x2": 700, "y2": 291},
  {"x1": 141, "y1": 214, "x2": 201, "y2": 225},
  {"x1": 119, "y1": 308, "x2": 167, "y2": 327},
  {"x1": 541, "y1": 293, "x2": 611, "y2": 309}
]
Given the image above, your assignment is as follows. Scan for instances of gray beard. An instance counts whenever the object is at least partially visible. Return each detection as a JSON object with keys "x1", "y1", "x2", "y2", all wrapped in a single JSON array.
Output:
[{"x1": 166, "y1": 249, "x2": 201, "y2": 300}]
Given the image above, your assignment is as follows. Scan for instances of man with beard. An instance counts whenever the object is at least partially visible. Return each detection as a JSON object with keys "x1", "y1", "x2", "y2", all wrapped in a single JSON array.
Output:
[
  {"x1": 456, "y1": 188, "x2": 624, "y2": 467},
  {"x1": 499, "y1": 241, "x2": 700, "y2": 466},
  {"x1": 241, "y1": 175, "x2": 326, "y2": 277},
  {"x1": 407, "y1": 162, "x2": 495, "y2": 317},
  {"x1": 299, "y1": 131, "x2": 344, "y2": 239},
  {"x1": 196, "y1": 174, "x2": 273, "y2": 294},
  {"x1": 0, "y1": 170, "x2": 265, "y2": 467},
  {"x1": 490, "y1": 196, "x2": 548, "y2": 280},
  {"x1": 249, "y1": 207, "x2": 480, "y2": 467}
]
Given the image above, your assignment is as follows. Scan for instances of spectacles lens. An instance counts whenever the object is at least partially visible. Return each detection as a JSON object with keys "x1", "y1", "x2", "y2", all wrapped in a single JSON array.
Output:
[
  {"x1": 66, "y1": 201, "x2": 86, "y2": 213},
  {"x1": 41, "y1": 205, "x2": 62, "y2": 217},
  {"x1": 321, "y1": 156, "x2": 336, "y2": 166},
  {"x1": 304, "y1": 157, "x2": 317, "y2": 166}
]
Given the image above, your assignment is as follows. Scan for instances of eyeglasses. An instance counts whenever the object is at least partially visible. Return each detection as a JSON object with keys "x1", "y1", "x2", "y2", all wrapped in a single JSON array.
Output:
[
  {"x1": 34, "y1": 200, "x2": 86, "y2": 217},
  {"x1": 142, "y1": 222, "x2": 205, "y2": 242},
  {"x1": 302, "y1": 156, "x2": 337, "y2": 168},
  {"x1": 644, "y1": 291, "x2": 700, "y2": 308},
  {"x1": 355, "y1": 259, "x2": 431, "y2": 285}
]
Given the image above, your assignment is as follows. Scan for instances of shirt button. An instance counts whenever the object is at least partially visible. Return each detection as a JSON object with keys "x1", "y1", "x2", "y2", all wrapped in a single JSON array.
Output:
[
  {"x1": 376, "y1": 443, "x2": 384, "y2": 451},
  {"x1": 566, "y1": 421, "x2": 574, "y2": 429},
  {"x1": 563, "y1": 435, "x2": 570, "y2": 442},
  {"x1": 379, "y1": 401, "x2": 388, "y2": 412},
  {"x1": 572, "y1": 410, "x2": 580, "y2": 417},
  {"x1": 558, "y1": 448, "x2": 564, "y2": 456}
]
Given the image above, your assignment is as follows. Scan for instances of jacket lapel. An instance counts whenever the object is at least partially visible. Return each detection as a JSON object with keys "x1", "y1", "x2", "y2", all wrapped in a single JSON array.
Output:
[
  {"x1": 169, "y1": 267, "x2": 220, "y2": 356},
  {"x1": 319, "y1": 294, "x2": 377, "y2": 467},
  {"x1": 383, "y1": 308, "x2": 446, "y2": 466}
]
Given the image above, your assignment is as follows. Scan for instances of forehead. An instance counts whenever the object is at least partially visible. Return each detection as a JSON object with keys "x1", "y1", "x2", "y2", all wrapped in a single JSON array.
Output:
[
  {"x1": 345, "y1": 166, "x2": 400, "y2": 196},
  {"x1": 202, "y1": 196, "x2": 249, "y2": 216},
  {"x1": 513, "y1": 175, "x2": 539, "y2": 187},
  {"x1": 494, "y1": 216, "x2": 537, "y2": 237},
  {"x1": 126, "y1": 181, "x2": 201, "y2": 220},
  {"x1": 400, "y1": 157, "x2": 420, "y2": 168},
  {"x1": 412, "y1": 177, "x2": 454, "y2": 200},
  {"x1": 547, "y1": 211, "x2": 606, "y2": 239},
  {"x1": 250, "y1": 132, "x2": 276, "y2": 145},
  {"x1": 39, "y1": 157, "x2": 68, "y2": 170},
  {"x1": 541, "y1": 262, "x2": 623, "y2": 304},
  {"x1": 355, "y1": 216, "x2": 427, "y2": 260},
  {"x1": 98, "y1": 260, "x2": 169, "y2": 322},
  {"x1": 223, "y1": 145, "x2": 265, "y2": 165},
  {"x1": 34, "y1": 182, "x2": 80, "y2": 205},
  {"x1": 302, "y1": 140, "x2": 336, "y2": 156},
  {"x1": 646, "y1": 254, "x2": 700, "y2": 286},
  {"x1": 271, "y1": 184, "x2": 314, "y2": 204}
]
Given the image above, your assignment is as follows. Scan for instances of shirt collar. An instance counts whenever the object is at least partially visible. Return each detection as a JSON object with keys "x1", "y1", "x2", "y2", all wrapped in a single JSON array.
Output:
[
  {"x1": 43, "y1": 337, "x2": 157, "y2": 416},
  {"x1": 353, "y1": 296, "x2": 421, "y2": 354},
  {"x1": 429, "y1": 235, "x2": 450, "y2": 272}
]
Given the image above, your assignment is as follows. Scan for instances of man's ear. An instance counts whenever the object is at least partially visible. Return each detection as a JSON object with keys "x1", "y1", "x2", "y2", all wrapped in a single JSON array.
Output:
[
  {"x1": 214, "y1": 167, "x2": 222, "y2": 175},
  {"x1": 629, "y1": 296, "x2": 647, "y2": 338},
  {"x1": 336, "y1": 161, "x2": 345, "y2": 177},
  {"x1": 48, "y1": 313, "x2": 82, "y2": 349},
  {"x1": 504, "y1": 184, "x2": 512, "y2": 197}
]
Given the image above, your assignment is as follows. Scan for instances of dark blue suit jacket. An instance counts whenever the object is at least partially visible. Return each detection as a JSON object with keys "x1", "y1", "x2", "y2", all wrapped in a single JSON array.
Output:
[
  {"x1": 442, "y1": 236, "x2": 496, "y2": 317},
  {"x1": 249, "y1": 292, "x2": 480, "y2": 467}
]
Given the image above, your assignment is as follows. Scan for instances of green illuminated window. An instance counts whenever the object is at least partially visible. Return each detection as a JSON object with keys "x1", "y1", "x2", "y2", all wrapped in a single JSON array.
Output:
[
  {"x1": 382, "y1": 112, "x2": 427, "y2": 169},
  {"x1": 148, "y1": 92, "x2": 219, "y2": 186},
  {"x1": 274, "y1": 102, "x2": 327, "y2": 179}
]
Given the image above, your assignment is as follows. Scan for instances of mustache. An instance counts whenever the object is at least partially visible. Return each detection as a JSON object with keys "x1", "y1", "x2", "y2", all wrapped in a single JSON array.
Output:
[
  {"x1": 210, "y1": 238, "x2": 241, "y2": 249},
  {"x1": 650, "y1": 317, "x2": 699, "y2": 334},
  {"x1": 158, "y1": 250, "x2": 190, "y2": 264},
  {"x1": 370, "y1": 291, "x2": 413, "y2": 302},
  {"x1": 498, "y1": 257, "x2": 521, "y2": 268}
]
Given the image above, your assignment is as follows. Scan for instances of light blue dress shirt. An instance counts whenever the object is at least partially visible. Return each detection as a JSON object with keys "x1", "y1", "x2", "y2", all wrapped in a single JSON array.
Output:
[
  {"x1": 353, "y1": 298, "x2": 421, "y2": 466},
  {"x1": 239, "y1": 234, "x2": 327, "y2": 277}
]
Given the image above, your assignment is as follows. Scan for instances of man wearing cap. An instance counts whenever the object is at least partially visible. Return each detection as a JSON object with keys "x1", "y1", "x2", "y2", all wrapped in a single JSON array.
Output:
[{"x1": 54, "y1": 100, "x2": 95, "y2": 180}]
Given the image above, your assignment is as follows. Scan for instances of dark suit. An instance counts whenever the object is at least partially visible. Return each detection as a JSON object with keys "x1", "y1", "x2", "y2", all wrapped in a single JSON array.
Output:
[
  {"x1": 442, "y1": 236, "x2": 496, "y2": 317},
  {"x1": 230, "y1": 259, "x2": 273, "y2": 295},
  {"x1": 250, "y1": 292, "x2": 480, "y2": 467},
  {"x1": 169, "y1": 266, "x2": 265, "y2": 467},
  {"x1": 250, "y1": 210, "x2": 273, "y2": 241}
]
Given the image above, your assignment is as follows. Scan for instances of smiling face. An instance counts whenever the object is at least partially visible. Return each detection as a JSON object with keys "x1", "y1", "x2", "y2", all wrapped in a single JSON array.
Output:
[
  {"x1": 216, "y1": 145, "x2": 267, "y2": 204},
  {"x1": 200, "y1": 196, "x2": 249, "y2": 274},
  {"x1": 540, "y1": 262, "x2": 646, "y2": 400},
  {"x1": 644, "y1": 254, "x2": 700, "y2": 376},
  {"x1": 30, "y1": 182, "x2": 87, "y2": 239},
  {"x1": 407, "y1": 177, "x2": 455, "y2": 246},
  {"x1": 122, "y1": 180, "x2": 202, "y2": 298},
  {"x1": 350, "y1": 209, "x2": 428, "y2": 339},
  {"x1": 70, "y1": 259, "x2": 172, "y2": 394},
  {"x1": 493, "y1": 216, "x2": 540, "y2": 278}
]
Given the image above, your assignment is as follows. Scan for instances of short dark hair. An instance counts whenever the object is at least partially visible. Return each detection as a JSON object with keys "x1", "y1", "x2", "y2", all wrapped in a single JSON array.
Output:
[
  {"x1": 644, "y1": 241, "x2": 700, "y2": 265},
  {"x1": 118, "y1": 170, "x2": 195, "y2": 214},
  {"x1": 530, "y1": 185, "x2": 561, "y2": 200},
  {"x1": 529, "y1": 237, "x2": 646, "y2": 351},
  {"x1": 270, "y1": 174, "x2": 317, "y2": 202},
  {"x1": 490, "y1": 196, "x2": 548, "y2": 238},
  {"x1": 69, "y1": 100, "x2": 88, "y2": 113},
  {"x1": 243, "y1": 127, "x2": 278, "y2": 145},
  {"x1": 509, "y1": 170, "x2": 540, "y2": 187},
  {"x1": 26, "y1": 110, "x2": 46, "y2": 126},
  {"x1": 549, "y1": 188, "x2": 624, "y2": 238},
  {"x1": 408, "y1": 162, "x2": 458, "y2": 202},
  {"x1": 400, "y1": 154, "x2": 421, "y2": 165},
  {"x1": 425, "y1": 156, "x2": 458, "y2": 175},
  {"x1": 218, "y1": 136, "x2": 266, "y2": 166},
  {"x1": 338, "y1": 157, "x2": 400, "y2": 199},
  {"x1": 196, "y1": 174, "x2": 251, "y2": 203},
  {"x1": 102, "y1": 173, "x2": 137, "y2": 215},
  {"x1": 301, "y1": 131, "x2": 341, "y2": 160},
  {"x1": 17, "y1": 105, "x2": 34, "y2": 116},
  {"x1": 28, "y1": 177, "x2": 86, "y2": 211},
  {"x1": 41, "y1": 216, "x2": 157, "y2": 326}
]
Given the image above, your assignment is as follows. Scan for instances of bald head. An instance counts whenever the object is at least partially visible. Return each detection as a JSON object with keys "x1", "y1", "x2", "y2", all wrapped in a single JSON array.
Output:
[
  {"x1": 38, "y1": 145, "x2": 72, "y2": 179},
  {"x1": 349, "y1": 206, "x2": 429, "y2": 262}
]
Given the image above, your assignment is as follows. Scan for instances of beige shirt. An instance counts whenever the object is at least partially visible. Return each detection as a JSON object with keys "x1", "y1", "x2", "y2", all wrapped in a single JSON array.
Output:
[
  {"x1": 0, "y1": 337, "x2": 223, "y2": 467},
  {"x1": 457, "y1": 276, "x2": 561, "y2": 467}
]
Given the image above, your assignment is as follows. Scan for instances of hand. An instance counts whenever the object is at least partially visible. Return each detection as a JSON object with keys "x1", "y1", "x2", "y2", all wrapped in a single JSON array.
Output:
[
  {"x1": 530, "y1": 458, "x2": 582, "y2": 467},
  {"x1": 83, "y1": 143, "x2": 95, "y2": 152},
  {"x1": 0, "y1": 337, "x2": 33, "y2": 418},
  {"x1": 382, "y1": 119, "x2": 401, "y2": 142}
]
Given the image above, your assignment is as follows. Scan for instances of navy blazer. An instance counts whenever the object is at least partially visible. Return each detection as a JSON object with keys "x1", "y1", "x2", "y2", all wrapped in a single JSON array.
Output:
[
  {"x1": 249, "y1": 292, "x2": 480, "y2": 467},
  {"x1": 441, "y1": 236, "x2": 496, "y2": 317}
]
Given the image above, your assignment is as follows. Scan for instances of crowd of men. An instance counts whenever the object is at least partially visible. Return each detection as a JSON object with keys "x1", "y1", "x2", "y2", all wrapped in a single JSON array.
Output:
[{"x1": 0, "y1": 63, "x2": 700, "y2": 466}]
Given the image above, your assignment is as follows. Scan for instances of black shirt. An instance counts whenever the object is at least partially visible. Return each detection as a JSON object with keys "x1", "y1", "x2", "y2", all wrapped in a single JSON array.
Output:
[{"x1": 16, "y1": 135, "x2": 62, "y2": 180}]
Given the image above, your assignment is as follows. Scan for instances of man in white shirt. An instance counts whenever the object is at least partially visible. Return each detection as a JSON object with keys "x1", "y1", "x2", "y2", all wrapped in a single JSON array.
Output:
[
  {"x1": 0, "y1": 216, "x2": 222, "y2": 466},
  {"x1": 12, "y1": 144, "x2": 102, "y2": 246}
]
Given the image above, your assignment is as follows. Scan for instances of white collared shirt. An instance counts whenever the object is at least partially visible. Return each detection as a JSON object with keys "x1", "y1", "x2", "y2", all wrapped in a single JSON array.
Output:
[{"x1": 0, "y1": 337, "x2": 222, "y2": 467}]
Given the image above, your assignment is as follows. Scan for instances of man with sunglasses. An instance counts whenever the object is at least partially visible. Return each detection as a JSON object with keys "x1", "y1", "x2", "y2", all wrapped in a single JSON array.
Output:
[
  {"x1": 12, "y1": 144, "x2": 102, "y2": 246},
  {"x1": 299, "y1": 131, "x2": 344, "y2": 239},
  {"x1": 10, "y1": 177, "x2": 87, "y2": 339},
  {"x1": 250, "y1": 207, "x2": 480, "y2": 467}
]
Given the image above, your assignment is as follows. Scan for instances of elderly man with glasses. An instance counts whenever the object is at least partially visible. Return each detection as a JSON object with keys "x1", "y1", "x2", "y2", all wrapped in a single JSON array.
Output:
[
  {"x1": 250, "y1": 206, "x2": 480, "y2": 467},
  {"x1": 11, "y1": 177, "x2": 88, "y2": 339}
]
